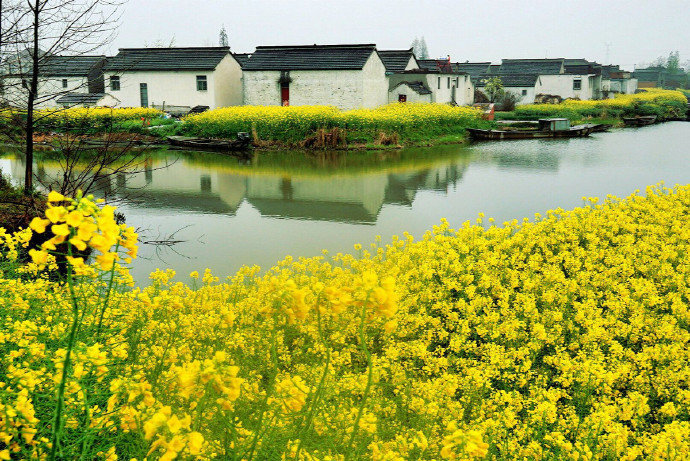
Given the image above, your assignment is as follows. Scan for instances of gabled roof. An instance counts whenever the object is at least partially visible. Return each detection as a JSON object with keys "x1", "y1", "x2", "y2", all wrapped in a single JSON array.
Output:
[
  {"x1": 476, "y1": 74, "x2": 539, "y2": 88},
  {"x1": 233, "y1": 53, "x2": 251, "y2": 68},
  {"x1": 42, "y1": 56, "x2": 106, "y2": 77},
  {"x1": 4, "y1": 55, "x2": 105, "y2": 77},
  {"x1": 56, "y1": 92, "x2": 112, "y2": 105},
  {"x1": 104, "y1": 47, "x2": 232, "y2": 72},
  {"x1": 452, "y1": 62, "x2": 492, "y2": 78},
  {"x1": 499, "y1": 58, "x2": 564, "y2": 75},
  {"x1": 391, "y1": 81, "x2": 432, "y2": 95},
  {"x1": 378, "y1": 49, "x2": 418, "y2": 73},
  {"x1": 242, "y1": 44, "x2": 377, "y2": 71},
  {"x1": 601, "y1": 65, "x2": 620, "y2": 79}
]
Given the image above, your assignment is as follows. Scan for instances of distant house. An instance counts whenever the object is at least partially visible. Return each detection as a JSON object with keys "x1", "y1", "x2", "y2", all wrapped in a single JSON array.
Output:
[
  {"x1": 452, "y1": 62, "x2": 492, "y2": 81},
  {"x1": 103, "y1": 47, "x2": 243, "y2": 110},
  {"x1": 490, "y1": 58, "x2": 602, "y2": 101},
  {"x1": 233, "y1": 53, "x2": 252, "y2": 69},
  {"x1": 601, "y1": 65, "x2": 637, "y2": 98},
  {"x1": 633, "y1": 67, "x2": 687, "y2": 90},
  {"x1": 242, "y1": 44, "x2": 388, "y2": 109},
  {"x1": 1, "y1": 54, "x2": 107, "y2": 108},
  {"x1": 388, "y1": 70, "x2": 473, "y2": 105},
  {"x1": 386, "y1": 56, "x2": 473, "y2": 105}
]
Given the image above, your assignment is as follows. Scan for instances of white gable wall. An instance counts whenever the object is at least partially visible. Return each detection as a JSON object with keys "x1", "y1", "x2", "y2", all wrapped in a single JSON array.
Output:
[
  {"x1": 388, "y1": 83, "x2": 432, "y2": 103},
  {"x1": 537, "y1": 74, "x2": 599, "y2": 100},
  {"x1": 243, "y1": 51, "x2": 389, "y2": 110},
  {"x1": 105, "y1": 55, "x2": 242, "y2": 109},
  {"x1": 2, "y1": 76, "x2": 89, "y2": 108}
]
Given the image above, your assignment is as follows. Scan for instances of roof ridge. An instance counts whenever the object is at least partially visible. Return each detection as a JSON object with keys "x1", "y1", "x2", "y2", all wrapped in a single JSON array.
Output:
[
  {"x1": 117, "y1": 46, "x2": 230, "y2": 52},
  {"x1": 254, "y1": 44, "x2": 376, "y2": 49}
]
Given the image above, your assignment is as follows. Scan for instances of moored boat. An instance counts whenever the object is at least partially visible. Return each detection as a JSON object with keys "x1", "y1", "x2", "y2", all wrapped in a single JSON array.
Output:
[
  {"x1": 468, "y1": 118, "x2": 594, "y2": 141},
  {"x1": 622, "y1": 115, "x2": 657, "y2": 126},
  {"x1": 167, "y1": 133, "x2": 251, "y2": 152}
]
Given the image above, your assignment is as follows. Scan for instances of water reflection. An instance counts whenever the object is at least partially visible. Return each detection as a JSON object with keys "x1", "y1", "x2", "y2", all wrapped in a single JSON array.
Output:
[{"x1": 1, "y1": 122, "x2": 689, "y2": 284}]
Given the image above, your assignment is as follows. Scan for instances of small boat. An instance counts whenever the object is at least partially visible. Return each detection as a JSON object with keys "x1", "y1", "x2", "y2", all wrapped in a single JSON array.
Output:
[
  {"x1": 167, "y1": 133, "x2": 251, "y2": 152},
  {"x1": 622, "y1": 115, "x2": 657, "y2": 126},
  {"x1": 583, "y1": 123, "x2": 613, "y2": 133},
  {"x1": 468, "y1": 118, "x2": 593, "y2": 141}
]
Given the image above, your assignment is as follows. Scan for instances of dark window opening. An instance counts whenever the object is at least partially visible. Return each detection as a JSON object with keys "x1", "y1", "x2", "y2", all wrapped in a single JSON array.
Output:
[
  {"x1": 522, "y1": 89, "x2": 527, "y2": 96},
  {"x1": 573, "y1": 79, "x2": 582, "y2": 90},
  {"x1": 398, "y1": 94, "x2": 407, "y2": 103},
  {"x1": 437, "y1": 77, "x2": 440, "y2": 89},
  {"x1": 110, "y1": 76, "x2": 120, "y2": 91},
  {"x1": 447, "y1": 77, "x2": 450, "y2": 89},
  {"x1": 62, "y1": 79, "x2": 68, "y2": 88},
  {"x1": 196, "y1": 75, "x2": 208, "y2": 91}
]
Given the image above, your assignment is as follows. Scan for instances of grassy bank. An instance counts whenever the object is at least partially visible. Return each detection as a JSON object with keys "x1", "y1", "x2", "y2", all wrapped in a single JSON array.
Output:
[
  {"x1": 1, "y1": 184, "x2": 690, "y2": 459},
  {"x1": 496, "y1": 89, "x2": 687, "y2": 123}
]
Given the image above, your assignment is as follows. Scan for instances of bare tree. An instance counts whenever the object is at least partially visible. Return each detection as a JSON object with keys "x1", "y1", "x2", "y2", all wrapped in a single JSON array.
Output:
[{"x1": 1, "y1": 0, "x2": 124, "y2": 194}]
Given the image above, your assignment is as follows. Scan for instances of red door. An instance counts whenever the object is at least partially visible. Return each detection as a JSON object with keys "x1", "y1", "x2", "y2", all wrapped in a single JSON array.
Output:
[{"x1": 281, "y1": 86, "x2": 290, "y2": 106}]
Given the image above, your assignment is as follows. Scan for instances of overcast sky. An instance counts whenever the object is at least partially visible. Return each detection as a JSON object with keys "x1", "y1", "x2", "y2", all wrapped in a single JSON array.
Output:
[{"x1": 109, "y1": 0, "x2": 690, "y2": 70}]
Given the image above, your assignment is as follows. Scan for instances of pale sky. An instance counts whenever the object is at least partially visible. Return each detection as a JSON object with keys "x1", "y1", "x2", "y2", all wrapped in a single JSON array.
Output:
[{"x1": 107, "y1": 0, "x2": 690, "y2": 70}]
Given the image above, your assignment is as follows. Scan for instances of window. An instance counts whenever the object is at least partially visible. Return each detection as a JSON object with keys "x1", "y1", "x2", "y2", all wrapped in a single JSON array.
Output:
[
  {"x1": 573, "y1": 79, "x2": 582, "y2": 90},
  {"x1": 522, "y1": 89, "x2": 527, "y2": 96},
  {"x1": 455, "y1": 77, "x2": 459, "y2": 87},
  {"x1": 110, "y1": 76, "x2": 120, "y2": 91},
  {"x1": 398, "y1": 94, "x2": 407, "y2": 103},
  {"x1": 447, "y1": 77, "x2": 450, "y2": 89},
  {"x1": 197, "y1": 75, "x2": 208, "y2": 91},
  {"x1": 437, "y1": 77, "x2": 440, "y2": 89},
  {"x1": 62, "y1": 79, "x2": 68, "y2": 88}
]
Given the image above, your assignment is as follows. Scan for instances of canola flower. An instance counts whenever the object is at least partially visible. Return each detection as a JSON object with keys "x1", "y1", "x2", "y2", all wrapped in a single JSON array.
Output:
[
  {"x1": 180, "y1": 103, "x2": 485, "y2": 141},
  {"x1": 0, "y1": 184, "x2": 689, "y2": 459},
  {"x1": 514, "y1": 88, "x2": 688, "y2": 121}
]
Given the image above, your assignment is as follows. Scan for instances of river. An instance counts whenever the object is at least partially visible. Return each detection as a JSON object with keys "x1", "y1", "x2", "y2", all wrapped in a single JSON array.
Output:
[{"x1": 1, "y1": 122, "x2": 689, "y2": 284}]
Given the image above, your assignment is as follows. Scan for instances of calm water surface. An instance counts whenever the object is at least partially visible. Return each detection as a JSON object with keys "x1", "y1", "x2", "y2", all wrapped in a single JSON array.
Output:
[{"x1": 1, "y1": 122, "x2": 689, "y2": 284}]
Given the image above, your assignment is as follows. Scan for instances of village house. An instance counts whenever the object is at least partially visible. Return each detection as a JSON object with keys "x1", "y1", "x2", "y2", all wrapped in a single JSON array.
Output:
[
  {"x1": 378, "y1": 49, "x2": 420, "y2": 74},
  {"x1": 242, "y1": 44, "x2": 389, "y2": 110},
  {"x1": 633, "y1": 66, "x2": 687, "y2": 90},
  {"x1": 103, "y1": 47, "x2": 243, "y2": 110},
  {"x1": 601, "y1": 65, "x2": 638, "y2": 98},
  {"x1": 1, "y1": 54, "x2": 108, "y2": 108},
  {"x1": 385, "y1": 57, "x2": 474, "y2": 105}
]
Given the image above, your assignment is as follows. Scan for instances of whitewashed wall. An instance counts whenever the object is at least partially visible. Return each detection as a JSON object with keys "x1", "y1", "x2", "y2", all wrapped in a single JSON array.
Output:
[
  {"x1": 388, "y1": 83, "x2": 432, "y2": 103},
  {"x1": 538, "y1": 74, "x2": 599, "y2": 100},
  {"x1": 243, "y1": 52, "x2": 388, "y2": 110},
  {"x1": 105, "y1": 55, "x2": 242, "y2": 109},
  {"x1": 2, "y1": 76, "x2": 89, "y2": 108}
]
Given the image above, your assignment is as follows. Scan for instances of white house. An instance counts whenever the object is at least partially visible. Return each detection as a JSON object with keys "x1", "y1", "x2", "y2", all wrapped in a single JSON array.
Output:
[
  {"x1": 378, "y1": 49, "x2": 420, "y2": 74},
  {"x1": 242, "y1": 44, "x2": 389, "y2": 110},
  {"x1": 481, "y1": 58, "x2": 604, "y2": 101},
  {"x1": 103, "y1": 47, "x2": 243, "y2": 110},
  {"x1": 388, "y1": 70, "x2": 473, "y2": 105},
  {"x1": 601, "y1": 65, "x2": 638, "y2": 98},
  {"x1": 1, "y1": 55, "x2": 107, "y2": 108}
]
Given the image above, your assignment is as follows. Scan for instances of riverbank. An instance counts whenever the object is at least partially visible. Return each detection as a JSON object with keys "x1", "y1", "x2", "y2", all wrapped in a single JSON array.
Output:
[{"x1": 1, "y1": 183, "x2": 689, "y2": 459}]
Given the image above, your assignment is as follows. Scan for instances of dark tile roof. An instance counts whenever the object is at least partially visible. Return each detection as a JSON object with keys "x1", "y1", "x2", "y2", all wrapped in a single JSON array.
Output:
[
  {"x1": 5, "y1": 55, "x2": 106, "y2": 77},
  {"x1": 499, "y1": 58, "x2": 564, "y2": 75},
  {"x1": 392, "y1": 81, "x2": 432, "y2": 95},
  {"x1": 242, "y1": 44, "x2": 377, "y2": 71},
  {"x1": 475, "y1": 74, "x2": 539, "y2": 87},
  {"x1": 417, "y1": 59, "x2": 454, "y2": 73},
  {"x1": 56, "y1": 93, "x2": 108, "y2": 105},
  {"x1": 601, "y1": 65, "x2": 620, "y2": 79},
  {"x1": 452, "y1": 62, "x2": 491, "y2": 78},
  {"x1": 104, "y1": 47, "x2": 232, "y2": 72},
  {"x1": 233, "y1": 53, "x2": 251, "y2": 68},
  {"x1": 564, "y1": 59, "x2": 601, "y2": 75},
  {"x1": 378, "y1": 49, "x2": 417, "y2": 73}
]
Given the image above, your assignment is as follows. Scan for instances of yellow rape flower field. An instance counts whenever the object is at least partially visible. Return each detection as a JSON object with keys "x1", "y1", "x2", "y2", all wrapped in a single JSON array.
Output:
[{"x1": 1, "y1": 183, "x2": 690, "y2": 460}]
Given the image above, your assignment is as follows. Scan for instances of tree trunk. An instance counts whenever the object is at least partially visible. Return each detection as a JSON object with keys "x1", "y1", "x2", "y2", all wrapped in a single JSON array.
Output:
[{"x1": 24, "y1": 0, "x2": 39, "y2": 194}]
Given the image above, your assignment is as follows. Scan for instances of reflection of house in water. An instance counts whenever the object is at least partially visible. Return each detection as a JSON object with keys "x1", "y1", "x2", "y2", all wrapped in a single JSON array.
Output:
[
  {"x1": 245, "y1": 175, "x2": 388, "y2": 224},
  {"x1": 385, "y1": 164, "x2": 465, "y2": 206},
  {"x1": 119, "y1": 160, "x2": 248, "y2": 214}
]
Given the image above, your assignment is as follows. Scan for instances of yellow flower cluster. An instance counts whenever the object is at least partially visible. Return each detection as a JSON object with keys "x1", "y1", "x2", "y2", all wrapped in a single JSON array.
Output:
[
  {"x1": 0, "y1": 183, "x2": 689, "y2": 459},
  {"x1": 35, "y1": 107, "x2": 164, "y2": 127},
  {"x1": 515, "y1": 89, "x2": 688, "y2": 120},
  {"x1": 181, "y1": 103, "x2": 483, "y2": 141}
]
